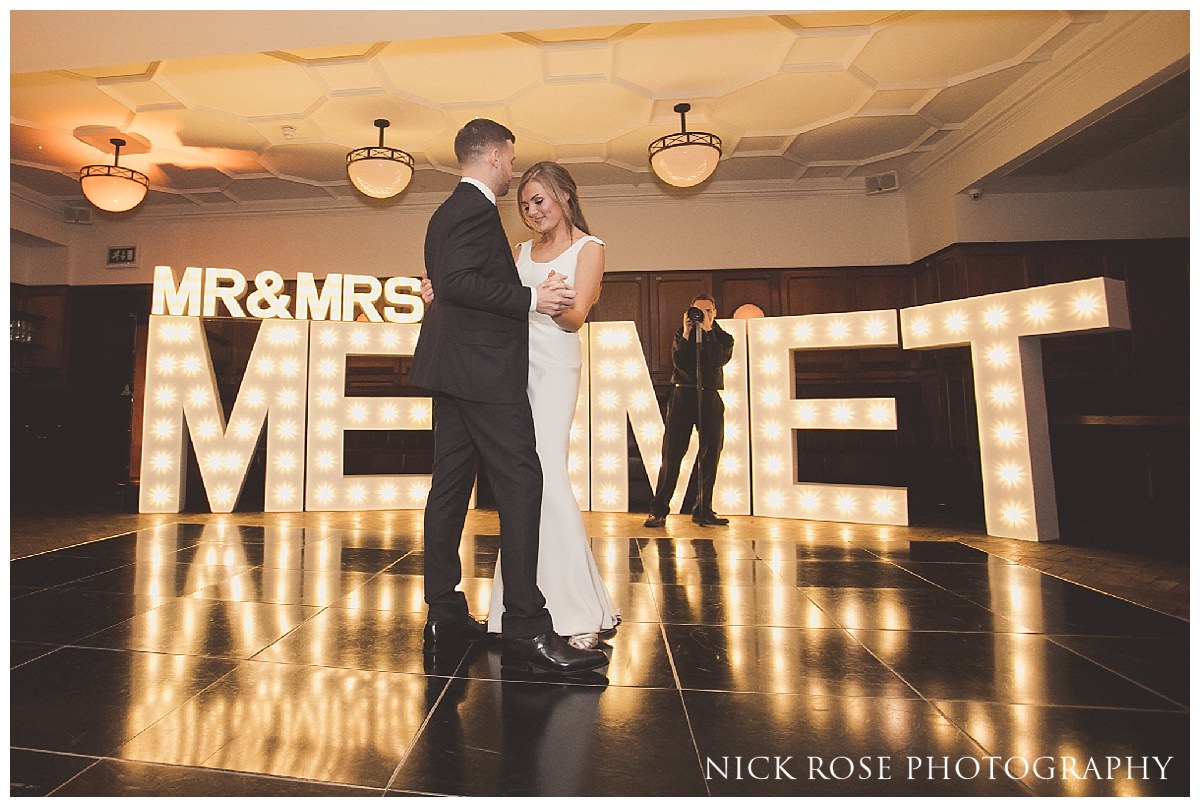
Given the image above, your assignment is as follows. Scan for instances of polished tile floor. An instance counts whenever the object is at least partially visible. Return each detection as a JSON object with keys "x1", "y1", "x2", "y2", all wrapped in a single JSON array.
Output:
[{"x1": 9, "y1": 511, "x2": 1190, "y2": 796}]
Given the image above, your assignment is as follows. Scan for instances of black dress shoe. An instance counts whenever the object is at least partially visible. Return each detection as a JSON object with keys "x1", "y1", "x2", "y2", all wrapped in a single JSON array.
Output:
[
  {"x1": 692, "y1": 513, "x2": 730, "y2": 526},
  {"x1": 643, "y1": 515, "x2": 665, "y2": 528},
  {"x1": 423, "y1": 616, "x2": 489, "y2": 647},
  {"x1": 502, "y1": 631, "x2": 608, "y2": 674}
]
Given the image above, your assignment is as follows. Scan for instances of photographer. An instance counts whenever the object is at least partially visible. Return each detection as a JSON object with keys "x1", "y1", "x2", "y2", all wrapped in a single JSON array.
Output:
[{"x1": 644, "y1": 293, "x2": 735, "y2": 528}]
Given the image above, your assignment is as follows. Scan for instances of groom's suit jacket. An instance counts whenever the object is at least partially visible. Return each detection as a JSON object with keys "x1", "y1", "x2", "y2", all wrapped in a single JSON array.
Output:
[{"x1": 410, "y1": 181, "x2": 530, "y2": 403}]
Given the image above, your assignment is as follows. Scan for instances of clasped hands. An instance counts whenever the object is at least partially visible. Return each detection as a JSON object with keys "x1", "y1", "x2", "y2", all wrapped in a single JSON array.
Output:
[
  {"x1": 534, "y1": 271, "x2": 575, "y2": 316},
  {"x1": 418, "y1": 271, "x2": 574, "y2": 317}
]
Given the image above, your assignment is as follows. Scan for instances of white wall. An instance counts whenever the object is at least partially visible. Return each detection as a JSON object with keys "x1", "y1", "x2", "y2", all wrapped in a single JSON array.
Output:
[
  {"x1": 583, "y1": 191, "x2": 912, "y2": 272},
  {"x1": 11, "y1": 177, "x2": 1190, "y2": 291},
  {"x1": 11, "y1": 194, "x2": 77, "y2": 286},
  {"x1": 60, "y1": 204, "x2": 437, "y2": 286},
  {"x1": 900, "y1": 10, "x2": 1189, "y2": 259},
  {"x1": 14, "y1": 189, "x2": 914, "y2": 288},
  {"x1": 953, "y1": 187, "x2": 1189, "y2": 244},
  {"x1": 10, "y1": 243, "x2": 34, "y2": 286},
  {"x1": 10, "y1": 202, "x2": 73, "y2": 286},
  {"x1": 9, "y1": 182, "x2": 1187, "y2": 290}
]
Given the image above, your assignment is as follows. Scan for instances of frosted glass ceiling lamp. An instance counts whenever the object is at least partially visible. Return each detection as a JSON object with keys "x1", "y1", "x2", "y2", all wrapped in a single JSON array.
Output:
[
  {"x1": 347, "y1": 119, "x2": 414, "y2": 199},
  {"x1": 648, "y1": 103, "x2": 722, "y2": 188},
  {"x1": 80, "y1": 138, "x2": 149, "y2": 212}
]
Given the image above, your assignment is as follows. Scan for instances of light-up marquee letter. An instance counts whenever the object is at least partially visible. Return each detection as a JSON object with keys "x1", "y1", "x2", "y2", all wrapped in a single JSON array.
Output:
[
  {"x1": 585, "y1": 320, "x2": 751, "y2": 515},
  {"x1": 747, "y1": 311, "x2": 907, "y2": 526},
  {"x1": 138, "y1": 264, "x2": 1131, "y2": 537},
  {"x1": 900, "y1": 277, "x2": 1130, "y2": 541},
  {"x1": 709, "y1": 319, "x2": 752, "y2": 516},
  {"x1": 305, "y1": 320, "x2": 430, "y2": 511},
  {"x1": 586, "y1": 321, "x2": 657, "y2": 512},
  {"x1": 151, "y1": 265, "x2": 424, "y2": 323},
  {"x1": 567, "y1": 327, "x2": 591, "y2": 509},
  {"x1": 139, "y1": 316, "x2": 310, "y2": 513}
]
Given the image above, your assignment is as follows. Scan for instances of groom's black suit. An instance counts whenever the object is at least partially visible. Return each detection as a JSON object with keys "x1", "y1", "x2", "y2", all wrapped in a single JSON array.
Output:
[{"x1": 410, "y1": 181, "x2": 553, "y2": 639}]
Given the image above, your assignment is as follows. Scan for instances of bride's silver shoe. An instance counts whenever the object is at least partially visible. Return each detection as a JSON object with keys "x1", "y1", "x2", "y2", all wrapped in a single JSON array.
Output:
[
  {"x1": 599, "y1": 616, "x2": 621, "y2": 639},
  {"x1": 567, "y1": 632, "x2": 599, "y2": 650}
]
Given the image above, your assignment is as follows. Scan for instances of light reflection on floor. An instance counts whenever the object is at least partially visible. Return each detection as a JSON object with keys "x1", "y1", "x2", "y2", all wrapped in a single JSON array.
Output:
[{"x1": 9, "y1": 512, "x2": 1189, "y2": 796}]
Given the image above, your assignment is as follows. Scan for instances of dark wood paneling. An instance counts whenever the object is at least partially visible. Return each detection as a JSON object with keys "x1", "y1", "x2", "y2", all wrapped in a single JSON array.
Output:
[
  {"x1": 129, "y1": 323, "x2": 147, "y2": 485},
  {"x1": 792, "y1": 354, "x2": 853, "y2": 380},
  {"x1": 591, "y1": 273, "x2": 649, "y2": 324},
  {"x1": 854, "y1": 345, "x2": 920, "y2": 377},
  {"x1": 912, "y1": 259, "x2": 939, "y2": 305},
  {"x1": 12, "y1": 284, "x2": 149, "y2": 513},
  {"x1": 648, "y1": 274, "x2": 711, "y2": 377},
  {"x1": 940, "y1": 351, "x2": 977, "y2": 455},
  {"x1": 591, "y1": 273, "x2": 652, "y2": 369},
  {"x1": 1037, "y1": 243, "x2": 1120, "y2": 284},
  {"x1": 11, "y1": 285, "x2": 70, "y2": 389},
  {"x1": 962, "y1": 247, "x2": 1034, "y2": 297},
  {"x1": 1037, "y1": 246, "x2": 1132, "y2": 409},
  {"x1": 1120, "y1": 241, "x2": 1190, "y2": 360},
  {"x1": 933, "y1": 252, "x2": 967, "y2": 301},
  {"x1": 850, "y1": 267, "x2": 913, "y2": 311},
  {"x1": 346, "y1": 355, "x2": 410, "y2": 397},
  {"x1": 713, "y1": 272, "x2": 779, "y2": 317},
  {"x1": 782, "y1": 271, "x2": 852, "y2": 315}
]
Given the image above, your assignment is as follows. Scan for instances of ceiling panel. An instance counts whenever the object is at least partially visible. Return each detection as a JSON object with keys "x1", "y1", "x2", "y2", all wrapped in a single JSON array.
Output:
[{"x1": 8, "y1": 9, "x2": 1187, "y2": 215}]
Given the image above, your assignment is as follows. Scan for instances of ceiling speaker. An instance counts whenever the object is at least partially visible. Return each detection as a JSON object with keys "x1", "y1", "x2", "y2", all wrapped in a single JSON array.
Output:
[
  {"x1": 865, "y1": 171, "x2": 899, "y2": 195},
  {"x1": 64, "y1": 206, "x2": 93, "y2": 224}
]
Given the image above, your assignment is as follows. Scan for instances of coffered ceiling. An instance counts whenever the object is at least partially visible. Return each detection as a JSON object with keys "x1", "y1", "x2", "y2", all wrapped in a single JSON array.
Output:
[{"x1": 9, "y1": 9, "x2": 1188, "y2": 216}]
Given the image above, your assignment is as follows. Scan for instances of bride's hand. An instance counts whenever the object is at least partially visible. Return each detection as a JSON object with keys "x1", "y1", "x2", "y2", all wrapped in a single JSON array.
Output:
[
  {"x1": 419, "y1": 276, "x2": 434, "y2": 304},
  {"x1": 543, "y1": 270, "x2": 570, "y2": 291}
]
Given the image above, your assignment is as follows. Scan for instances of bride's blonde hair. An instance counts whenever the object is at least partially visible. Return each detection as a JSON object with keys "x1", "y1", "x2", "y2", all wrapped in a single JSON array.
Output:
[{"x1": 517, "y1": 161, "x2": 590, "y2": 236}]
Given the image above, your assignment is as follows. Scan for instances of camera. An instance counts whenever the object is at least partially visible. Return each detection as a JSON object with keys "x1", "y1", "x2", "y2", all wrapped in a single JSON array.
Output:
[{"x1": 686, "y1": 306, "x2": 706, "y2": 322}]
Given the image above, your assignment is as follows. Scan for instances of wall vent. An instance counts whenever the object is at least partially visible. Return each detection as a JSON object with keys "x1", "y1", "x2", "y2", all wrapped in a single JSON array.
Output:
[
  {"x1": 64, "y1": 206, "x2": 93, "y2": 224},
  {"x1": 865, "y1": 171, "x2": 900, "y2": 195}
]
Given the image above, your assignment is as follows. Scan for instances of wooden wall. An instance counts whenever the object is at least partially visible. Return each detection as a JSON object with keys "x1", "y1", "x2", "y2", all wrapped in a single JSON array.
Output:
[{"x1": 10, "y1": 238, "x2": 1188, "y2": 557}]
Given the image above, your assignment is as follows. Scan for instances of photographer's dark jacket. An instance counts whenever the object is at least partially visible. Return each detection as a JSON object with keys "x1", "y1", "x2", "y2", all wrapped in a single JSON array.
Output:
[{"x1": 669, "y1": 322, "x2": 735, "y2": 390}]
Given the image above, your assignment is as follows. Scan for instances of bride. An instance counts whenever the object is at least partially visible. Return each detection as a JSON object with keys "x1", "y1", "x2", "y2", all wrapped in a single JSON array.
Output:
[{"x1": 424, "y1": 161, "x2": 620, "y2": 651}]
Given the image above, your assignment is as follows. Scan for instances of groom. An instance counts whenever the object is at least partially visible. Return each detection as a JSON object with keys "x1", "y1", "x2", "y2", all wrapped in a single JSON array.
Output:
[{"x1": 409, "y1": 118, "x2": 607, "y2": 674}]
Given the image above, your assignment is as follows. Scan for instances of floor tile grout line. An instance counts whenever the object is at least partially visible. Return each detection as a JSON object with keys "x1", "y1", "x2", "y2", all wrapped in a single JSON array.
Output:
[
  {"x1": 954, "y1": 538, "x2": 1190, "y2": 622},
  {"x1": 84, "y1": 639, "x2": 446, "y2": 794},
  {"x1": 384, "y1": 646, "x2": 479, "y2": 794},
  {"x1": 11, "y1": 517, "x2": 1189, "y2": 796},
  {"x1": 636, "y1": 534, "x2": 714, "y2": 797},
  {"x1": 238, "y1": 558, "x2": 414, "y2": 662},
  {"x1": 825, "y1": 613, "x2": 1039, "y2": 797},
  {"x1": 792, "y1": 586, "x2": 934, "y2": 703},
  {"x1": 95, "y1": 654, "x2": 246, "y2": 780},
  {"x1": 833, "y1": 627, "x2": 1188, "y2": 716},
  {"x1": 41, "y1": 752, "x2": 391, "y2": 796},
  {"x1": 830, "y1": 541, "x2": 1190, "y2": 637},
  {"x1": 40, "y1": 757, "x2": 108, "y2": 798},
  {"x1": 1042, "y1": 635, "x2": 1189, "y2": 711},
  {"x1": 910, "y1": 697, "x2": 1189, "y2": 714}
]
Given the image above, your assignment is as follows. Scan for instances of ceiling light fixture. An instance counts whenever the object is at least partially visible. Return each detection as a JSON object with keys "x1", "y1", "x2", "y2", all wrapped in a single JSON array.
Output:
[
  {"x1": 648, "y1": 103, "x2": 722, "y2": 188},
  {"x1": 80, "y1": 138, "x2": 149, "y2": 213},
  {"x1": 347, "y1": 119, "x2": 414, "y2": 199}
]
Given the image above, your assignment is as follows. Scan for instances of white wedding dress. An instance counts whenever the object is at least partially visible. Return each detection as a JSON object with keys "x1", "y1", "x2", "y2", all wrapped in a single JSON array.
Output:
[{"x1": 487, "y1": 235, "x2": 621, "y2": 637}]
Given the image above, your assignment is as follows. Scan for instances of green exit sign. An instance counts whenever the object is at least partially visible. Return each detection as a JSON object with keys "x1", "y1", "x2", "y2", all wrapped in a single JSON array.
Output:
[{"x1": 106, "y1": 246, "x2": 138, "y2": 268}]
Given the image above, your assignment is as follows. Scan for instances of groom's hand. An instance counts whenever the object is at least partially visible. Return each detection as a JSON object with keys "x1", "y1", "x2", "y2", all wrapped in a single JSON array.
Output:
[{"x1": 534, "y1": 271, "x2": 575, "y2": 316}]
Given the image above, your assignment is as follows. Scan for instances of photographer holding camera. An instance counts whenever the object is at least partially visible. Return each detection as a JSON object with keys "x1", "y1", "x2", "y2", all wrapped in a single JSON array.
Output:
[{"x1": 644, "y1": 293, "x2": 735, "y2": 528}]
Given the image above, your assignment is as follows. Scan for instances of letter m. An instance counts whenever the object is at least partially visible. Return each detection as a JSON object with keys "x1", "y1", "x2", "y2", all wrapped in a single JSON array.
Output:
[
  {"x1": 138, "y1": 316, "x2": 310, "y2": 513},
  {"x1": 151, "y1": 266, "x2": 203, "y2": 316}
]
